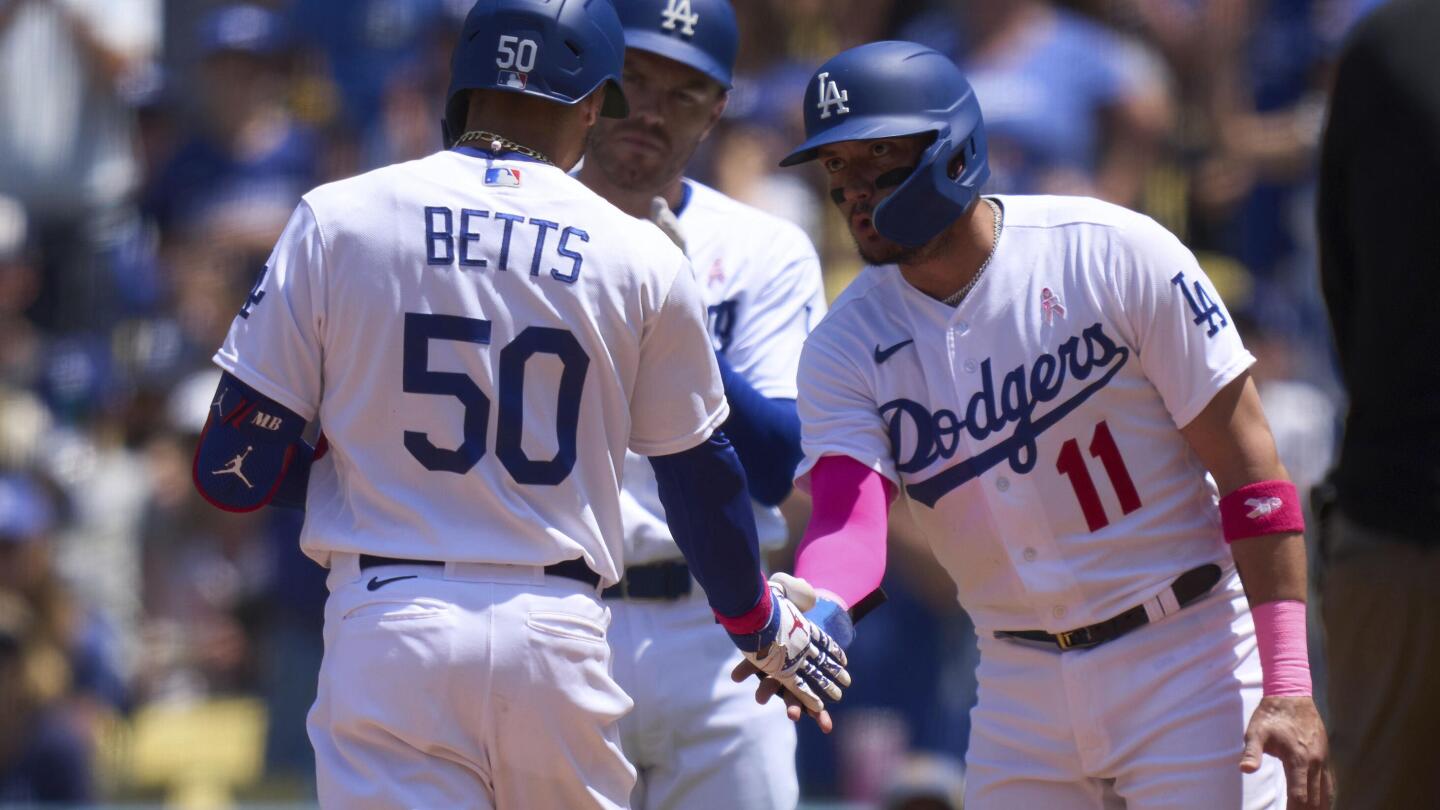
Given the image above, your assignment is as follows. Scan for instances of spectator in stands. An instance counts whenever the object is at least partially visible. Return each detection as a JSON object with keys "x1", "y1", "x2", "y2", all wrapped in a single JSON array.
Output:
[
  {"x1": 287, "y1": 0, "x2": 456, "y2": 134},
  {"x1": 0, "y1": 471, "x2": 128, "y2": 714},
  {"x1": 0, "y1": 0, "x2": 160, "y2": 336},
  {"x1": 144, "y1": 3, "x2": 317, "y2": 263},
  {"x1": 0, "y1": 591, "x2": 95, "y2": 803},
  {"x1": 901, "y1": 0, "x2": 1173, "y2": 208}
]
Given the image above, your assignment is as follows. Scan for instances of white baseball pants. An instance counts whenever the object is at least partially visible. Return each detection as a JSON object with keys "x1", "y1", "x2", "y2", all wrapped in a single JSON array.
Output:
[
  {"x1": 608, "y1": 586, "x2": 798, "y2": 810},
  {"x1": 964, "y1": 570, "x2": 1286, "y2": 809},
  {"x1": 307, "y1": 553, "x2": 636, "y2": 809}
]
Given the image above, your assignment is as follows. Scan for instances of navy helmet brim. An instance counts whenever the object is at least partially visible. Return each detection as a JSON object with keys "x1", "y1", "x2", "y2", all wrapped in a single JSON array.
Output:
[
  {"x1": 778, "y1": 113, "x2": 940, "y2": 167},
  {"x1": 623, "y1": 28, "x2": 732, "y2": 89}
]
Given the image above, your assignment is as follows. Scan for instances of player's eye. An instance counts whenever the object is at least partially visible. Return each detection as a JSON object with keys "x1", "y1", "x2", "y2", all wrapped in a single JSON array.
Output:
[
  {"x1": 823, "y1": 156, "x2": 846, "y2": 173},
  {"x1": 870, "y1": 141, "x2": 892, "y2": 158},
  {"x1": 672, "y1": 88, "x2": 705, "y2": 107}
]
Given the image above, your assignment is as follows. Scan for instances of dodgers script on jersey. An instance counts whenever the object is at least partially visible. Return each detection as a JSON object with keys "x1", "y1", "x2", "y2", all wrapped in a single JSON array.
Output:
[
  {"x1": 618, "y1": 181, "x2": 827, "y2": 565},
  {"x1": 213, "y1": 149, "x2": 727, "y2": 584},
  {"x1": 797, "y1": 195, "x2": 1254, "y2": 633}
]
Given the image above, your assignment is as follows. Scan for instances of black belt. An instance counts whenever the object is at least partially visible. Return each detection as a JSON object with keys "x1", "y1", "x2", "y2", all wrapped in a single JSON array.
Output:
[
  {"x1": 994, "y1": 563, "x2": 1222, "y2": 652},
  {"x1": 601, "y1": 560, "x2": 692, "y2": 600},
  {"x1": 358, "y1": 554, "x2": 600, "y2": 588}
]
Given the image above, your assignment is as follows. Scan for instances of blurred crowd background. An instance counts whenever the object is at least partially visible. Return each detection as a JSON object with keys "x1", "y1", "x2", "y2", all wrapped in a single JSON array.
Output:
[{"x1": 0, "y1": 0, "x2": 1383, "y2": 806}]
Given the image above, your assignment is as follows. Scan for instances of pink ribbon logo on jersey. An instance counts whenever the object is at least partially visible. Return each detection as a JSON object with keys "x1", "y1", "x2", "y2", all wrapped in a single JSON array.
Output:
[{"x1": 1041, "y1": 288, "x2": 1066, "y2": 324}]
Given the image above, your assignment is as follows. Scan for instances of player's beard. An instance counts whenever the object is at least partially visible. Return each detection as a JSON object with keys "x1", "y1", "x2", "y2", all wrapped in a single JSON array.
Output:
[
  {"x1": 585, "y1": 122, "x2": 690, "y2": 194},
  {"x1": 854, "y1": 233, "x2": 923, "y2": 266},
  {"x1": 848, "y1": 201, "x2": 927, "y2": 266}
]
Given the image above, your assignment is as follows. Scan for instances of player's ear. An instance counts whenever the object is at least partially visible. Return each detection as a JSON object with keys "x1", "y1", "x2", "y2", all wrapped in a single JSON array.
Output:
[{"x1": 579, "y1": 91, "x2": 604, "y2": 128}]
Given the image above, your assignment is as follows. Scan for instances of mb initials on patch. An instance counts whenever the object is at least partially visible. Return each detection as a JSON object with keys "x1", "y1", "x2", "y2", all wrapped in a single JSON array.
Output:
[{"x1": 485, "y1": 167, "x2": 522, "y2": 187}]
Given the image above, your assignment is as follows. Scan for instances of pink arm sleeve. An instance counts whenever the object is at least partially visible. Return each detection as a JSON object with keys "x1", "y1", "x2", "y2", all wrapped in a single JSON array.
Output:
[{"x1": 794, "y1": 455, "x2": 893, "y2": 609}]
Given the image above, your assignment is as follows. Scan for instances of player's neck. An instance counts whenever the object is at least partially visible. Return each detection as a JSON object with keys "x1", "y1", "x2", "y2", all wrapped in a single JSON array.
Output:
[
  {"x1": 898, "y1": 198, "x2": 1000, "y2": 303},
  {"x1": 579, "y1": 163, "x2": 686, "y2": 220},
  {"x1": 462, "y1": 94, "x2": 588, "y2": 169}
]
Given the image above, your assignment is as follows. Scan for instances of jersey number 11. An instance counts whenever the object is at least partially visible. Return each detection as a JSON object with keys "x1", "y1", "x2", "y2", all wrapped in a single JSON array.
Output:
[{"x1": 1055, "y1": 420, "x2": 1142, "y2": 532}]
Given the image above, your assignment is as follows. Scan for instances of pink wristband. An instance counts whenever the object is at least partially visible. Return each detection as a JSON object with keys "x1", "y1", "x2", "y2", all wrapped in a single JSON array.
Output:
[
  {"x1": 1251, "y1": 599, "x2": 1312, "y2": 697},
  {"x1": 1219, "y1": 480, "x2": 1304, "y2": 542},
  {"x1": 714, "y1": 577, "x2": 773, "y2": 635}
]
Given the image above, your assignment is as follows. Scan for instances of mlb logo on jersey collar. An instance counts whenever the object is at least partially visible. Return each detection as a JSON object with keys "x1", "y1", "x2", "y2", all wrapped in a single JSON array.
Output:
[
  {"x1": 1041, "y1": 287, "x2": 1066, "y2": 324},
  {"x1": 485, "y1": 167, "x2": 522, "y2": 188}
]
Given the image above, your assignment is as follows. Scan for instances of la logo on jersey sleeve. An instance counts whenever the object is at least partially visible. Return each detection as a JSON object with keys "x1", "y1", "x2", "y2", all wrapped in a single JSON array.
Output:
[
  {"x1": 1169, "y1": 271, "x2": 1229, "y2": 338},
  {"x1": 816, "y1": 72, "x2": 850, "y2": 120}
]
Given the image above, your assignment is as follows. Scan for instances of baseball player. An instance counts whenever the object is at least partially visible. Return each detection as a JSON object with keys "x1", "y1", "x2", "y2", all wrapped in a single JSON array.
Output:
[
  {"x1": 749, "y1": 41, "x2": 1332, "y2": 809},
  {"x1": 576, "y1": 1, "x2": 828, "y2": 808},
  {"x1": 188, "y1": 2, "x2": 849, "y2": 807}
]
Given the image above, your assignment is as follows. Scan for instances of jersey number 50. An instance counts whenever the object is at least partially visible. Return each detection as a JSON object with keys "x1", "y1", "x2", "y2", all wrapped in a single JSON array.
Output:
[{"x1": 402, "y1": 312, "x2": 588, "y2": 486}]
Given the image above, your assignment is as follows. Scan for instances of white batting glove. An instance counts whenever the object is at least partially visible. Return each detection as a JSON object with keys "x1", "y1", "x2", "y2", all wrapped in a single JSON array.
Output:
[
  {"x1": 648, "y1": 196, "x2": 688, "y2": 256},
  {"x1": 727, "y1": 576, "x2": 851, "y2": 714}
]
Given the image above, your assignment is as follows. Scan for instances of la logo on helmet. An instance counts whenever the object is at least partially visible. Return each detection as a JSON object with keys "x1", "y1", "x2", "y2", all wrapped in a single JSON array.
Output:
[
  {"x1": 816, "y1": 72, "x2": 850, "y2": 120},
  {"x1": 661, "y1": 0, "x2": 699, "y2": 37}
]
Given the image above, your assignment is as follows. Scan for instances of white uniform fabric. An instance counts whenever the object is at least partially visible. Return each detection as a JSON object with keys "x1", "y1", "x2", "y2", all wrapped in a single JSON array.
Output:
[
  {"x1": 966, "y1": 570, "x2": 1283, "y2": 808},
  {"x1": 312, "y1": 554, "x2": 634, "y2": 810},
  {"x1": 609, "y1": 181, "x2": 824, "y2": 810},
  {"x1": 216, "y1": 151, "x2": 728, "y2": 585},
  {"x1": 215, "y1": 149, "x2": 728, "y2": 809},
  {"x1": 618, "y1": 180, "x2": 826, "y2": 565},
  {"x1": 796, "y1": 195, "x2": 1281, "y2": 806},
  {"x1": 610, "y1": 583, "x2": 801, "y2": 810}
]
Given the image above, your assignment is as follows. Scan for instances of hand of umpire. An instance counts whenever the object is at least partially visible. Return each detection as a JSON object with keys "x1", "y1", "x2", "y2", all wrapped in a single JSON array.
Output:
[{"x1": 1240, "y1": 695, "x2": 1332, "y2": 809}]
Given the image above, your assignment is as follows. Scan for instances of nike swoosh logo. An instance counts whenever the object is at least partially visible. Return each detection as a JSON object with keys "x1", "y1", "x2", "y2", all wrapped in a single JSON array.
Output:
[
  {"x1": 873, "y1": 339, "x2": 914, "y2": 364},
  {"x1": 366, "y1": 575, "x2": 418, "y2": 591}
]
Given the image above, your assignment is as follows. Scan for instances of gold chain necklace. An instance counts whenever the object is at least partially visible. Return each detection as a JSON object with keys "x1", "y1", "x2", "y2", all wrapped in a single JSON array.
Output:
[
  {"x1": 942, "y1": 197, "x2": 1003, "y2": 307},
  {"x1": 453, "y1": 130, "x2": 553, "y2": 166}
]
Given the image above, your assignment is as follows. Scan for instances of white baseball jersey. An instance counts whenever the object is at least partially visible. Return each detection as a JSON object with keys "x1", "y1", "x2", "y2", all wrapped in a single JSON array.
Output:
[
  {"x1": 618, "y1": 180, "x2": 827, "y2": 565},
  {"x1": 214, "y1": 150, "x2": 727, "y2": 585},
  {"x1": 797, "y1": 195, "x2": 1254, "y2": 633}
]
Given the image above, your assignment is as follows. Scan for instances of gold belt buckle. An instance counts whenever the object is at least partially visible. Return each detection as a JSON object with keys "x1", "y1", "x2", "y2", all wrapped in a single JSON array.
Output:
[{"x1": 1055, "y1": 630, "x2": 1076, "y2": 650}]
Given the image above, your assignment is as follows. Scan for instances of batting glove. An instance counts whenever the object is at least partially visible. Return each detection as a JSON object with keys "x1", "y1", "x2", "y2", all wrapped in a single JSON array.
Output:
[{"x1": 727, "y1": 576, "x2": 851, "y2": 714}]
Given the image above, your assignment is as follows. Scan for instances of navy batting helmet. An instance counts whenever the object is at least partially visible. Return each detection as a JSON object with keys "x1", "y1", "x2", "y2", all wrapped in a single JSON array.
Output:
[
  {"x1": 444, "y1": 0, "x2": 629, "y2": 148},
  {"x1": 613, "y1": 0, "x2": 738, "y2": 88},
  {"x1": 780, "y1": 41, "x2": 989, "y2": 248}
]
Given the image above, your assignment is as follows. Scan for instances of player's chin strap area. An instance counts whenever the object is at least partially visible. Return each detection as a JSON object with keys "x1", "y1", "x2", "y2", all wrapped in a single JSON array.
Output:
[{"x1": 192, "y1": 372, "x2": 313, "y2": 513}]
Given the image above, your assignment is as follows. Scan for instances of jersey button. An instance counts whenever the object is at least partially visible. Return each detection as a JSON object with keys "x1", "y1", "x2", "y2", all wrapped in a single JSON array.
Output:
[
  {"x1": 996, "y1": 476, "x2": 1010, "y2": 492},
  {"x1": 1023, "y1": 547, "x2": 1038, "y2": 562},
  {"x1": 1052, "y1": 605, "x2": 1068, "y2": 620},
  {"x1": 963, "y1": 359, "x2": 978, "y2": 373}
]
